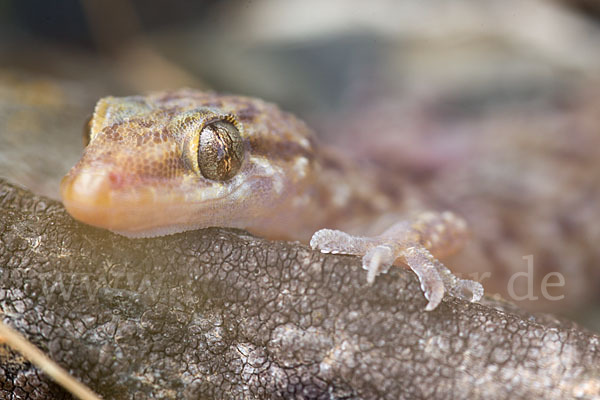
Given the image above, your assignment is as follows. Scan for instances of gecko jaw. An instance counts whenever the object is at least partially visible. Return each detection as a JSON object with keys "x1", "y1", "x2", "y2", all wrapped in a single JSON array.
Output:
[
  {"x1": 60, "y1": 168, "x2": 224, "y2": 236},
  {"x1": 61, "y1": 168, "x2": 175, "y2": 234},
  {"x1": 60, "y1": 165, "x2": 278, "y2": 237}
]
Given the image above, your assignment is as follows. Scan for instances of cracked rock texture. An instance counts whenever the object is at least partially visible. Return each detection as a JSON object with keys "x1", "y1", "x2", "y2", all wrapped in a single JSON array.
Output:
[{"x1": 1, "y1": 178, "x2": 600, "y2": 399}]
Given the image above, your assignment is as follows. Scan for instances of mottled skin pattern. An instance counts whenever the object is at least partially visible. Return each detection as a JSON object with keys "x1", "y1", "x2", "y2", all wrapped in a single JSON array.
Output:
[
  {"x1": 62, "y1": 89, "x2": 417, "y2": 239},
  {"x1": 62, "y1": 90, "x2": 320, "y2": 238},
  {"x1": 60, "y1": 89, "x2": 483, "y2": 310}
]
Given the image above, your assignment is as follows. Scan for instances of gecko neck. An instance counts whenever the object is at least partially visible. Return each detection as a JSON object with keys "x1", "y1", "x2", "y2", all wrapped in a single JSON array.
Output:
[{"x1": 248, "y1": 148, "x2": 406, "y2": 242}]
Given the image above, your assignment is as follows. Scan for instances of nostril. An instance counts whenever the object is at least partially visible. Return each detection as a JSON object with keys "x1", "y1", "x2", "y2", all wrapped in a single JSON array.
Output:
[{"x1": 108, "y1": 172, "x2": 123, "y2": 188}]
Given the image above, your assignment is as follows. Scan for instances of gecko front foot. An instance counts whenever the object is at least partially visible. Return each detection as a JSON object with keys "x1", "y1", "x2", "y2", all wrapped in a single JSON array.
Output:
[{"x1": 310, "y1": 212, "x2": 484, "y2": 311}]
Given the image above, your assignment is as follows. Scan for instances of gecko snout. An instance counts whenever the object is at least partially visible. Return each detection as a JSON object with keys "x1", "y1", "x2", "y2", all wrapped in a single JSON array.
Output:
[{"x1": 60, "y1": 167, "x2": 156, "y2": 233}]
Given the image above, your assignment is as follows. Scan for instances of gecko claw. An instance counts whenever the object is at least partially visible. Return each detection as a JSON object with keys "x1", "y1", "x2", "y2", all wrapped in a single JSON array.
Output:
[
  {"x1": 422, "y1": 275, "x2": 445, "y2": 311},
  {"x1": 362, "y1": 245, "x2": 394, "y2": 284}
]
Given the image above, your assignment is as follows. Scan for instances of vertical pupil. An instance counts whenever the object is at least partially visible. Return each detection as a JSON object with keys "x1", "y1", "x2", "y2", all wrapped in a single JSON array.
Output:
[
  {"x1": 197, "y1": 120, "x2": 244, "y2": 181},
  {"x1": 212, "y1": 125, "x2": 230, "y2": 160}
]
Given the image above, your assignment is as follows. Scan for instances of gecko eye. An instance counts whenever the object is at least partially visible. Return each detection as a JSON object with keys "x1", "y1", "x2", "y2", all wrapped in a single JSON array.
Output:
[
  {"x1": 82, "y1": 115, "x2": 93, "y2": 147},
  {"x1": 197, "y1": 119, "x2": 244, "y2": 181}
]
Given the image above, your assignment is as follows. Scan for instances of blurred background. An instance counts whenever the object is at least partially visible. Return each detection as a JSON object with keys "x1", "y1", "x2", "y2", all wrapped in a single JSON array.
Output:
[{"x1": 1, "y1": 0, "x2": 600, "y2": 329}]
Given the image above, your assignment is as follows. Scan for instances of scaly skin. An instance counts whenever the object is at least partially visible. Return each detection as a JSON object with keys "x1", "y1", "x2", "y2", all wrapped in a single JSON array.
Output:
[{"x1": 60, "y1": 89, "x2": 483, "y2": 310}]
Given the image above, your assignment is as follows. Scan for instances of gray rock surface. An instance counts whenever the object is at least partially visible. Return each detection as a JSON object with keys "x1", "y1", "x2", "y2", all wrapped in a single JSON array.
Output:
[{"x1": 1, "y1": 178, "x2": 600, "y2": 399}]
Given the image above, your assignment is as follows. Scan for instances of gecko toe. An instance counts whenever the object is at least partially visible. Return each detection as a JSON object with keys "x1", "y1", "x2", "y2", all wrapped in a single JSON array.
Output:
[
  {"x1": 451, "y1": 279, "x2": 484, "y2": 303},
  {"x1": 310, "y1": 229, "x2": 343, "y2": 252},
  {"x1": 423, "y1": 278, "x2": 445, "y2": 311},
  {"x1": 403, "y1": 246, "x2": 446, "y2": 311},
  {"x1": 362, "y1": 245, "x2": 395, "y2": 284},
  {"x1": 310, "y1": 229, "x2": 370, "y2": 255}
]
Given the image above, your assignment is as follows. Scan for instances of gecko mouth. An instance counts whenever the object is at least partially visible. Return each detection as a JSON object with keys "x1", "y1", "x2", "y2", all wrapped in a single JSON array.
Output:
[
  {"x1": 60, "y1": 169, "x2": 196, "y2": 236},
  {"x1": 60, "y1": 167, "x2": 256, "y2": 237}
]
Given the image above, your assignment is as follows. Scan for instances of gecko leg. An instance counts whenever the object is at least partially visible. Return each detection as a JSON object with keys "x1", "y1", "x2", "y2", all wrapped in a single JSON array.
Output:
[{"x1": 310, "y1": 211, "x2": 483, "y2": 310}]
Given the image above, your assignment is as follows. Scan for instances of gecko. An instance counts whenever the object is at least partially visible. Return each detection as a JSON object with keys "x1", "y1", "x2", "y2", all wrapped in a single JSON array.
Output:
[{"x1": 60, "y1": 89, "x2": 483, "y2": 311}]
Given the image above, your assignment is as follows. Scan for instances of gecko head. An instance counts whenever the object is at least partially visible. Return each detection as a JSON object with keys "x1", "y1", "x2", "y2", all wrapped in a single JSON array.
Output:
[{"x1": 60, "y1": 90, "x2": 315, "y2": 238}]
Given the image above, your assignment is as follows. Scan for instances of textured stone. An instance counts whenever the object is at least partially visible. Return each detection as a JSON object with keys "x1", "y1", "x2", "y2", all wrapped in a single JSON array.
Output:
[{"x1": 0, "y1": 178, "x2": 599, "y2": 399}]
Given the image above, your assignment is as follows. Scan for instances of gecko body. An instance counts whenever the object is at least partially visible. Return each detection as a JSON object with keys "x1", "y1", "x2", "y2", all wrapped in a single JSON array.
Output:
[{"x1": 61, "y1": 89, "x2": 483, "y2": 310}]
